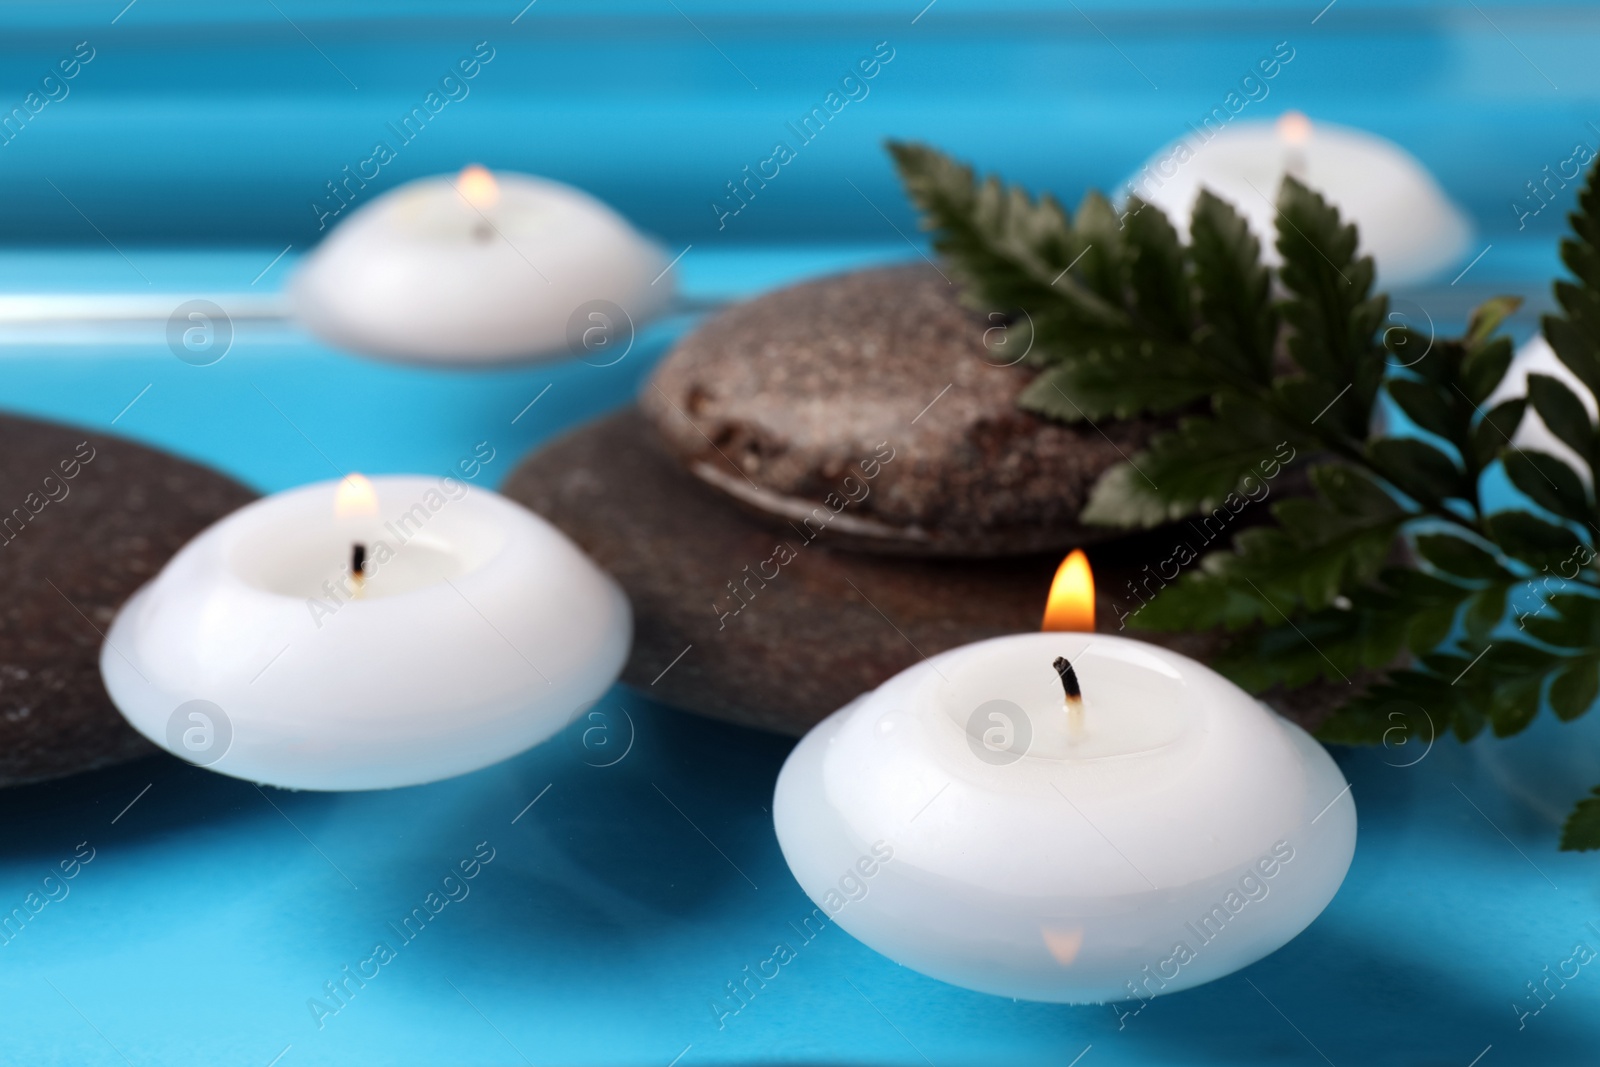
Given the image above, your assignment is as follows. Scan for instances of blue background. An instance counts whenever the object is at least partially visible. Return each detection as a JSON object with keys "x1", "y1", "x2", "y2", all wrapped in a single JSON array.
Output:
[
  {"x1": 0, "y1": 0, "x2": 1591, "y2": 254},
  {"x1": 0, "y1": 1, "x2": 1599, "y2": 1064}
]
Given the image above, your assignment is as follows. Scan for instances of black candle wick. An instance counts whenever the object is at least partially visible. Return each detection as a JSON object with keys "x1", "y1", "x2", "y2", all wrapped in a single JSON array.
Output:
[
  {"x1": 352, "y1": 542, "x2": 367, "y2": 579},
  {"x1": 1053, "y1": 656, "x2": 1081, "y2": 701}
]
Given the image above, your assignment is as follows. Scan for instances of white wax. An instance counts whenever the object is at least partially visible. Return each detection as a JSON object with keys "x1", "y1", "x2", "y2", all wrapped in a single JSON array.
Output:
[
  {"x1": 773, "y1": 633, "x2": 1356, "y2": 1003},
  {"x1": 101, "y1": 476, "x2": 631, "y2": 790},
  {"x1": 291, "y1": 169, "x2": 673, "y2": 364},
  {"x1": 1129, "y1": 116, "x2": 1471, "y2": 287}
]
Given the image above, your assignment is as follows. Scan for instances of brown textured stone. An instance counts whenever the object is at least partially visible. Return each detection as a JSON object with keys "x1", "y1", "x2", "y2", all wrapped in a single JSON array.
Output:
[
  {"x1": 504, "y1": 407, "x2": 1339, "y2": 738},
  {"x1": 641, "y1": 263, "x2": 1159, "y2": 557},
  {"x1": 0, "y1": 414, "x2": 257, "y2": 786}
]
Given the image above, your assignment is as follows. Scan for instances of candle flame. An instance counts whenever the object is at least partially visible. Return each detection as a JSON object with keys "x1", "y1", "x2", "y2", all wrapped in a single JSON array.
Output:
[
  {"x1": 334, "y1": 473, "x2": 378, "y2": 519},
  {"x1": 456, "y1": 164, "x2": 500, "y2": 210},
  {"x1": 1276, "y1": 110, "x2": 1312, "y2": 147},
  {"x1": 1041, "y1": 549, "x2": 1096, "y2": 632}
]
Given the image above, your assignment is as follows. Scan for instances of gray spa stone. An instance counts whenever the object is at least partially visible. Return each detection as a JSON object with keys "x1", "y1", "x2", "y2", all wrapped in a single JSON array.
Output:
[
  {"x1": 641, "y1": 264, "x2": 1160, "y2": 557},
  {"x1": 0, "y1": 414, "x2": 257, "y2": 787},
  {"x1": 503, "y1": 408, "x2": 1343, "y2": 738}
]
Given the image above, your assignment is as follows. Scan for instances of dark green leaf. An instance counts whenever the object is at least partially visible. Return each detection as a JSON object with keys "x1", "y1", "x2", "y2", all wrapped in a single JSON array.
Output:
[
  {"x1": 1367, "y1": 437, "x2": 1464, "y2": 504},
  {"x1": 1132, "y1": 460, "x2": 1407, "y2": 634},
  {"x1": 1521, "y1": 593, "x2": 1600, "y2": 649},
  {"x1": 1275, "y1": 176, "x2": 1383, "y2": 436},
  {"x1": 1472, "y1": 398, "x2": 1526, "y2": 468},
  {"x1": 1471, "y1": 639, "x2": 1563, "y2": 676},
  {"x1": 1318, "y1": 671, "x2": 1463, "y2": 746},
  {"x1": 1459, "y1": 337, "x2": 1515, "y2": 406},
  {"x1": 1549, "y1": 657, "x2": 1600, "y2": 721},
  {"x1": 1408, "y1": 602, "x2": 1459, "y2": 654},
  {"x1": 1189, "y1": 190, "x2": 1276, "y2": 384},
  {"x1": 1124, "y1": 197, "x2": 1190, "y2": 340},
  {"x1": 1382, "y1": 326, "x2": 1434, "y2": 379},
  {"x1": 1081, "y1": 397, "x2": 1291, "y2": 527},
  {"x1": 1078, "y1": 462, "x2": 1172, "y2": 529},
  {"x1": 1484, "y1": 510, "x2": 1585, "y2": 571},
  {"x1": 1489, "y1": 672, "x2": 1543, "y2": 736},
  {"x1": 1209, "y1": 602, "x2": 1403, "y2": 691},
  {"x1": 1560, "y1": 786, "x2": 1600, "y2": 850},
  {"x1": 1310, "y1": 463, "x2": 1403, "y2": 518},
  {"x1": 1017, "y1": 346, "x2": 1211, "y2": 422},
  {"x1": 1543, "y1": 314, "x2": 1600, "y2": 402},
  {"x1": 1386, "y1": 378, "x2": 1458, "y2": 440},
  {"x1": 1275, "y1": 375, "x2": 1354, "y2": 433},
  {"x1": 1412, "y1": 533, "x2": 1511, "y2": 580},
  {"x1": 1314, "y1": 699, "x2": 1399, "y2": 746},
  {"x1": 1526, "y1": 373, "x2": 1595, "y2": 464},
  {"x1": 1072, "y1": 191, "x2": 1128, "y2": 303},
  {"x1": 886, "y1": 141, "x2": 1119, "y2": 328},
  {"x1": 1502, "y1": 449, "x2": 1591, "y2": 523},
  {"x1": 1464, "y1": 584, "x2": 1509, "y2": 642}
]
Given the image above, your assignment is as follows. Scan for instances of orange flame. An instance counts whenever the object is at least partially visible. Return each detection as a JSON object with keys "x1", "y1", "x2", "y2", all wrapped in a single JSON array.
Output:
[
  {"x1": 334, "y1": 473, "x2": 378, "y2": 519},
  {"x1": 1276, "y1": 110, "x2": 1312, "y2": 146},
  {"x1": 456, "y1": 164, "x2": 500, "y2": 210},
  {"x1": 1041, "y1": 549, "x2": 1095, "y2": 632}
]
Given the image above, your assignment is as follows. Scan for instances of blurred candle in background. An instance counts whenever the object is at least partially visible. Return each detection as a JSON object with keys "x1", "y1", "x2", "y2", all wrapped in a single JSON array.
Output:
[
  {"x1": 291, "y1": 165, "x2": 674, "y2": 365},
  {"x1": 1129, "y1": 112, "x2": 1473, "y2": 287}
]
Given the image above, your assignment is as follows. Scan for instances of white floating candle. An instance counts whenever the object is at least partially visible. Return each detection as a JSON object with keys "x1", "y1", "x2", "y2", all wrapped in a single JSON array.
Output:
[
  {"x1": 291, "y1": 166, "x2": 673, "y2": 364},
  {"x1": 101, "y1": 474, "x2": 630, "y2": 790},
  {"x1": 1129, "y1": 112, "x2": 1471, "y2": 287},
  {"x1": 773, "y1": 552, "x2": 1355, "y2": 1003}
]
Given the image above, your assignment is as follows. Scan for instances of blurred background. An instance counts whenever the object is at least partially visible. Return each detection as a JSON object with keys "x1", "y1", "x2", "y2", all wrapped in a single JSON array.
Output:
[{"x1": 0, "y1": 0, "x2": 1592, "y2": 252}]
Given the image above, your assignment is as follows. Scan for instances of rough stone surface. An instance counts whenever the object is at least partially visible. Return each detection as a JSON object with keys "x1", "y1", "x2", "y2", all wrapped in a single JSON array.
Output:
[
  {"x1": 0, "y1": 414, "x2": 257, "y2": 787},
  {"x1": 642, "y1": 263, "x2": 1160, "y2": 557},
  {"x1": 505, "y1": 407, "x2": 1338, "y2": 738}
]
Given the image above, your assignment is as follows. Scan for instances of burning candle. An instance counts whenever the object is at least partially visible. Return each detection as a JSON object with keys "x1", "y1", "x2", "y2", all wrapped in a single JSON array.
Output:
[
  {"x1": 772, "y1": 550, "x2": 1356, "y2": 1003},
  {"x1": 291, "y1": 165, "x2": 674, "y2": 364},
  {"x1": 100, "y1": 474, "x2": 631, "y2": 790},
  {"x1": 1128, "y1": 112, "x2": 1472, "y2": 286}
]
